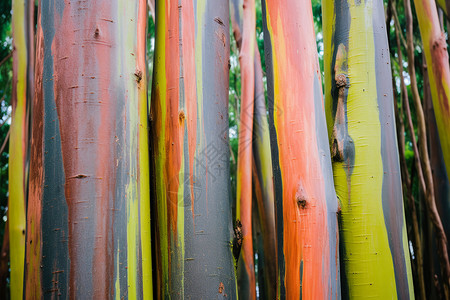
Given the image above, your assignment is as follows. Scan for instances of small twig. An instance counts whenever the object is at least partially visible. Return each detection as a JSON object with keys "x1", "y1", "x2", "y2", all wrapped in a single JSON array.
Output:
[
  {"x1": 0, "y1": 128, "x2": 10, "y2": 156},
  {"x1": 0, "y1": 51, "x2": 13, "y2": 69},
  {"x1": 391, "y1": 1, "x2": 408, "y2": 50}
]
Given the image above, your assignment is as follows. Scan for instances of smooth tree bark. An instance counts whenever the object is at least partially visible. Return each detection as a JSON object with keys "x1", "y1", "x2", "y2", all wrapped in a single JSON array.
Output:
[
  {"x1": 262, "y1": 0, "x2": 340, "y2": 298},
  {"x1": 392, "y1": 77, "x2": 425, "y2": 299},
  {"x1": 413, "y1": 0, "x2": 450, "y2": 184},
  {"x1": 323, "y1": 0, "x2": 414, "y2": 298},
  {"x1": 24, "y1": 0, "x2": 152, "y2": 298},
  {"x1": 230, "y1": 0, "x2": 276, "y2": 298},
  {"x1": 250, "y1": 48, "x2": 276, "y2": 300},
  {"x1": 235, "y1": 0, "x2": 256, "y2": 298},
  {"x1": 436, "y1": 0, "x2": 450, "y2": 20},
  {"x1": 425, "y1": 70, "x2": 450, "y2": 268},
  {"x1": 150, "y1": 0, "x2": 236, "y2": 298},
  {"x1": 423, "y1": 57, "x2": 450, "y2": 297},
  {"x1": 9, "y1": 0, "x2": 33, "y2": 297}
]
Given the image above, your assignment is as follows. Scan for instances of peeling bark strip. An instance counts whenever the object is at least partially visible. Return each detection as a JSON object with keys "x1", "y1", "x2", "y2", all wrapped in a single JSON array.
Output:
[
  {"x1": 323, "y1": 0, "x2": 414, "y2": 298},
  {"x1": 262, "y1": 0, "x2": 340, "y2": 298},
  {"x1": 9, "y1": 0, "x2": 33, "y2": 298},
  {"x1": 24, "y1": 1, "x2": 152, "y2": 298},
  {"x1": 150, "y1": 0, "x2": 236, "y2": 298}
]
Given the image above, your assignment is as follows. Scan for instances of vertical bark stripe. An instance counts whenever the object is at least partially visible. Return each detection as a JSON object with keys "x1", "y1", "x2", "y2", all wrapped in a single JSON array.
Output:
[
  {"x1": 25, "y1": 1, "x2": 151, "y2": 298},
  {"x1": 323, "y1": 0, "x2": 414, "y2": 298},
  {"x1": 10, "y1": 0, "x2": 29, "y2": 298},
  {"x1": 151, "y1": 0, "x2": 236, "y2": 298},
  {"x1": 263, "y1": 0, "x2": 340, "y2": 298}
]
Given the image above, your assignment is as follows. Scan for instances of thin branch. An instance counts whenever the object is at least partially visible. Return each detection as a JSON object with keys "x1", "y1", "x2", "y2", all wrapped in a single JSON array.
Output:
[
  {"x1": 0, "y1": 128, "x2": 10, "y2": 156},
  {"x1": 391, "y1": 2, "x2": 408, "y2": 50},
  {"x1": 0, "y1": 51, "x2": 12, "y2": 69},
  {"x1": 391, "y1": 5, "x2": 427, "y2": 298},
  {"x1": 404, "y1": 0, "x2": 450, "y2": 295}
]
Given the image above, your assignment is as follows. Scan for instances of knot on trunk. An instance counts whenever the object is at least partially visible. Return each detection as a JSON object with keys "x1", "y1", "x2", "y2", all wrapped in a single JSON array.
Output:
[
  {"x1": 295, "y1": 182, "x2": 308, "y2": 209},
  {"x1": 335, "y1": 73, "x2": 347, "y2": 88}
]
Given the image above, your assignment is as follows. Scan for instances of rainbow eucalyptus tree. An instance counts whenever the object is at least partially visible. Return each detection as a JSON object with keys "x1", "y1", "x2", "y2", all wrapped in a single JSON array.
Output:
[
  {"x1": 411, "y1": 0, "x2": 450, "y2": 290},
  {"x1": 413, "y1": 0, "x2": 450, "y2": 186},
  {"x1": 24, "y1": 0, "x2": 152, "y2": 298},
  {"x1": 249, "y1": 50, "x2": 276, "y2": 299},
  {"x1": 323, "y1": 0, "x2": 414, "y2": 298},
  {"x1": 9, "y1": 0, "x2": 33, "y2": 297},
  {"x1": 230, "y1": 0, "x2": 276, "y2": 298},
  {"x1": 262, "y1": 0, "x2": 340, "y2": 298},
  {"x1": 426, "y1": 84, "x2": 450, "y2": 265},
  {"x1": 234, "y1": 0, "x2": 257, "y2": 298},
  {"x1": 150, "y1": 0, "x2": 236, "y2": 298},
  {"x1": 424, "y1": 63, "x2": 450, "y2": 297},
  {"x1": 436, "y1": 0, "x2": 450, "y2": 19}
]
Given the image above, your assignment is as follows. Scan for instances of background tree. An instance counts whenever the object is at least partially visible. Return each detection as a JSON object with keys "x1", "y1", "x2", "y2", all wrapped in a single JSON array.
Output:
[{"x1": 410, "y1": 0, "x2": 450, "y2": 293}]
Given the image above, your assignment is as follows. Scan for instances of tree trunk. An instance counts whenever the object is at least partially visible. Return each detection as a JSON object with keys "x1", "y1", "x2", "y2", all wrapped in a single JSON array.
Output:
[
  {"x1": 251, "y1": 47, "x2": 277, "y2": 300},
  {"x1": 435, "y1": 0, "x2": 450, "y2": 21},
  {"x1": 407, "y1": 0, "x2": 450, "y2": 292},
  {"x1": 9, "y1": 0, "x2": 33, "y2": 297},
  {"x1": 150, "y1": 0, "x2": 236, "y2": 298},
  {"x1": 262, "y1": 0, "x2": 341, "y2": 298},
  {"x1": 235, "y1": 0, "x2": 256, "y2": 298},
  {"x1": 323, "y1": 0, "x2": 414, "y2": 298},
  {"x1": 230, "y1": 0, "x2": 276, "y2": 298},
  {"x1": 413, "y1": 0, "x2": 450, "y2": 189},
  {"x1": 424, "y1": 56, "x2": 450, "y2": 300},
  {"x1": 24, "y1": 1, "x2": 152, "y2": 298}
]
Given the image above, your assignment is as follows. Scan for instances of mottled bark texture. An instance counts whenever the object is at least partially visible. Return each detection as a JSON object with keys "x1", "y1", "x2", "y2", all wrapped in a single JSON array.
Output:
[
  {"x1": 235, "y1": 0, "x2": 256, "y2": 298},
  {"x1": 323, "y1": 0, "x2": 414, "y2": 298},
  {"x1": 263, "y1": 0, "x2": 341, "y2": 298},
  {"x1": 230, "y1": 0, "x2": 276, "y2": 298},
  {"x1": 24, "y1": 1, "x2": 152, "y2": 298},
  {"x1": 150, "y1": 0, "x2": 236, "y2": 298}
]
